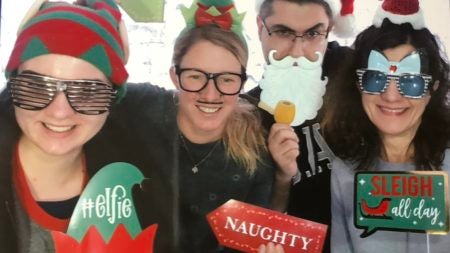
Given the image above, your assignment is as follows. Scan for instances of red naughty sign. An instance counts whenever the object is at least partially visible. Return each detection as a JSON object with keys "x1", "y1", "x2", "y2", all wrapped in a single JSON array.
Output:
[{"x1": 207, "y1": 200, "x2": 327, "y2": 253}]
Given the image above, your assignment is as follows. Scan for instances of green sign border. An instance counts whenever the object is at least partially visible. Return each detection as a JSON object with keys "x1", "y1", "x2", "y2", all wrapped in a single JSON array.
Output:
[{"x1": 354, "y1": 171, "x2": 449, "y2": 238}]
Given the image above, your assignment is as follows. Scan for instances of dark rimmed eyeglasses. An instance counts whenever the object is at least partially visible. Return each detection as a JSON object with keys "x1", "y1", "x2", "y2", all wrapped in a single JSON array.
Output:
[
  {"x1": 7, "y1": 72, "x2": 117, "y2": 115},
  {"x1": 175, "y1": 66, "x2": 247, "y2": 96},
  {"x1": 261, "y1": 18, "x2": 329, "y2": 43},
  {"x1": 356, "y1": 69, "x2": 432, "y2": 99}
]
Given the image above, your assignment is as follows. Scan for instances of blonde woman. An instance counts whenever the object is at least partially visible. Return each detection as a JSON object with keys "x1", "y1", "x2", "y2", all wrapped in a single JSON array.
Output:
[{"x1": 101, "y1": 1, "x2": 275, "y2": 252}]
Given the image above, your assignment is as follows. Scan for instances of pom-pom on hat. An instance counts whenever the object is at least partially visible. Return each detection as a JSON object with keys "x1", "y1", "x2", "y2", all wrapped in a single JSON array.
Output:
[
  {"x1": 6, "y1": 0, "x2": 129, "y2": 93},
  {"x1": 373, "y1": 0, "x2": 425, "y2": 29},
  {"x1": 255, "y1": 0, "x2": 356, "y2": 38},
  {"x1": 332, "y1": 0, "x2": 356, "y2": 38}
]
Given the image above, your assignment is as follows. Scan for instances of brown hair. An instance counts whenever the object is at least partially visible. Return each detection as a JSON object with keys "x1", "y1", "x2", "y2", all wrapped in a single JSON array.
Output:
[
  {"x1": 172, "y1": 25, "x2": 267, "y2": 174},
  {"x1": 322, "y1": 19, "x2": 450, "y2": 171},
  {"x1": 258, "y1": 0, "x2": 334, "y2": 20}
]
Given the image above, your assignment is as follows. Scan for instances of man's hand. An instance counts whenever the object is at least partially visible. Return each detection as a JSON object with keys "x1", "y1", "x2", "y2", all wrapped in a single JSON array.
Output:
[
  {"x1": 268, "y1": 123, "x2": 299, "y2": 181},
  {"x1": 268, "y1": 123, "x2": 300, "y2": 212}
]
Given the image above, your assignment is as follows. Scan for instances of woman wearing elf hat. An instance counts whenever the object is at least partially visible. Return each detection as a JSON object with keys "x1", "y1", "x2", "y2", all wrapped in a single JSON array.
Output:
[
  {"x1": 321, "y1": 0, "x2": 450, "y2": 252},
  {"x1": 172, "y1": 19, "x2": 273, "y2": 252},
  {"x1": 0, "y1": 0, "x2": 165, "y2": 251},
  {"x1": 100, "y1": 0, "x2": 275, "y2": 252}
]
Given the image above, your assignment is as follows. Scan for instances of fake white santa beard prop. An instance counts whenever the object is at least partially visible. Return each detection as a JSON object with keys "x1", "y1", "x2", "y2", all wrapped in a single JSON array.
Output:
[{"x1": 260, "y1": 51, "x2": 328, "y2": 126}]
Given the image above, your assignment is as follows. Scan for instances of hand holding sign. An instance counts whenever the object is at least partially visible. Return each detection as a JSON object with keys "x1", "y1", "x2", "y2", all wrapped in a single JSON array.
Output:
[
  {"x1": 258, "y1": 243, "x2": 285, "y2": 253},
  {"x1": 267, "y1": 122, "x2": 300, "y2": 182},
  {"x1": 207, "y1": 200, "x2": 327, "y2": 253},
  {"x1": 238, "y1": 94, "x2": 298, "y2": 180},
  {"x1": 268, "y1": 101, "x2": 298, "y2": 181}
]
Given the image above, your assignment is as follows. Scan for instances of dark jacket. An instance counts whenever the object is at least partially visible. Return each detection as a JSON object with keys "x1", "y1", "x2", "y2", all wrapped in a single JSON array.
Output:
[
  {"x1": 0, "y1": 90, "x2": 20, "y2": 253},
  {"x1": 98, "y1": 84, "x2": 274, "y2": 253},
  {"x1": 0, "y1": 89, "x2": 177, "y2": 252},
  {"x1": 247, "y1": 41, "x2": 353, "y2": 253}
]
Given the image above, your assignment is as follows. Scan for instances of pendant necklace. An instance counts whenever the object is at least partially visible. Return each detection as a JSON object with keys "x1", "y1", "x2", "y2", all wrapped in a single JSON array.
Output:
[{"x1": 179, "y1": 133, "x2": 221, "y2": 174}]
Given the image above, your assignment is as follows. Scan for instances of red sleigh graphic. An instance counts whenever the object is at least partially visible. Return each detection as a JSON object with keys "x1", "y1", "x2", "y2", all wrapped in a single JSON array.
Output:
[{"x1": 359, "y1": 198, "x2": 392, "y2": 219}]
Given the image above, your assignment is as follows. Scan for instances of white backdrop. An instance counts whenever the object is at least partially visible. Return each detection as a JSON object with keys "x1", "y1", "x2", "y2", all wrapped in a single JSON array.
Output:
[{"x1": 1, "y1": 0, "x2": 449, "y2": 90}]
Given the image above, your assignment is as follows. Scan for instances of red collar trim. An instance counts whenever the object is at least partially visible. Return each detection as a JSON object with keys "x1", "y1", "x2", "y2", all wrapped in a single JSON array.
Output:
[{"x1": 12, "y1": 143, "x2": 88, "y2": 232}]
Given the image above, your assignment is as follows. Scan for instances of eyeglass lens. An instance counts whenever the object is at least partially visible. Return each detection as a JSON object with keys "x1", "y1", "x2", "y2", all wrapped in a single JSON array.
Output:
[{"x1": 8, "y1": 73, "x2": 117, "y2": 115}]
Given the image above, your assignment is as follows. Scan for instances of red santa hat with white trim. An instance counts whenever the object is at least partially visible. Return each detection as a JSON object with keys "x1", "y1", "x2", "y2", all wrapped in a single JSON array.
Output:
[
  {"x1": 373, "y1": 0, "x2": 425, "y2": 29},
  {"x1": 255, "y1": 0, "x2": 356, "y2": 38}
]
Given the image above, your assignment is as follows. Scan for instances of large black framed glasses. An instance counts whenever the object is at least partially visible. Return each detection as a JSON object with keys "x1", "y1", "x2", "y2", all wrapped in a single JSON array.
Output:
[
  {"x1": 261, "y1": 18, "x2": 329, "y2": 43},
  {"x1": 356, "y1": 69, "x2": 432, "y2": 99},
  {"x1": 175, "y1": 66, "x2": 247, "y2": 96},
  {"x1": 7, "y1": 72, "x2": 117, "y2": 115}
]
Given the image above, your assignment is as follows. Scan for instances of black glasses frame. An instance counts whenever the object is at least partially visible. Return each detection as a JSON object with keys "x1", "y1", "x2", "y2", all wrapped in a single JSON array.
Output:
[
  {"x1": 7, "y1": 72, "x2": 117, "y2": 115},
  {"x1": 356, "y1": 69, "x2": 432, "y2": 99},
  {"x1": 175, "y1": 66, "x2": 247, "y2": 96}
]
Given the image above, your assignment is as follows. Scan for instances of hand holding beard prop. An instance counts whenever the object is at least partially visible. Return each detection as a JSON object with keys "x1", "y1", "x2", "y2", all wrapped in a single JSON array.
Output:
[{"x1": 260, "y1": 50, "x2": 328, "y2": 126}]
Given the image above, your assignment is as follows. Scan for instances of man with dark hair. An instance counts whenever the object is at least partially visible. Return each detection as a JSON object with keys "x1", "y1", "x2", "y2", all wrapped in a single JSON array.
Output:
[{"x1": 248, "y1": 1, "x2": 354, "y2": 252}]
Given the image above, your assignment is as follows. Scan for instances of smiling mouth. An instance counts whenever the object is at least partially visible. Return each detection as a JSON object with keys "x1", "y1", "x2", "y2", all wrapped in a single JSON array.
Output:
[
  {"x1": 43, "y1": 123, "x2": 75, "y2": 133},
  {"x1": 197, "y1": 105, "x2": 220, "y2": 113},
  {"x1": 379, "y1": 106, "x2": 407, "y2": 114}
]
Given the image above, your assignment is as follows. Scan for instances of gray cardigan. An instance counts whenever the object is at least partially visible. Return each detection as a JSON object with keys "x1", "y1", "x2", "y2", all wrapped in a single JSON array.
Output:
[{"x1": 330, "y1": 150, "x2": 450, "y2": 253}]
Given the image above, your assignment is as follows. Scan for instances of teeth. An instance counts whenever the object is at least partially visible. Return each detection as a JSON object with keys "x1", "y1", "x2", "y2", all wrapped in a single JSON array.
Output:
[
  {"x1": 198, "y1": 106, "x2": 219, "y2": 113},
  {"x1": 380, "y1": 107, "x2": 405, "y2": 113},
  {"x1": 44, "y1": 123, "x2": 74, "y2": 133}
]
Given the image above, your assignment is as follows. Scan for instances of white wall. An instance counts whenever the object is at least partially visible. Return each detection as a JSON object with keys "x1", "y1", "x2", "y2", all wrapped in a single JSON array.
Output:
[{"x1": 1, "y1": 0, "x2": 449, "y2": 90}]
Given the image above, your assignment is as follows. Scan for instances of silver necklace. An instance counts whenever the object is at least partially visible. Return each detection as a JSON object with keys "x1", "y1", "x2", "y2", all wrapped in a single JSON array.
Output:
[{"x1": 179, "y1": 133, "x2": 221, "y2": 174}]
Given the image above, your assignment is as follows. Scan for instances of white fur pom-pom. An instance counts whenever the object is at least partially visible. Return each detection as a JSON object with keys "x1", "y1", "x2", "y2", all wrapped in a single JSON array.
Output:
[{"x1": 333, "y1": 14, "x2": 356, "y2": 38}]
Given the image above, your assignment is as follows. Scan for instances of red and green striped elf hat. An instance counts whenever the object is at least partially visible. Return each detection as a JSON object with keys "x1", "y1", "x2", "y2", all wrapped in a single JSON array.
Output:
[{"x1": 6, "y1": 0, "x2": 128, "y2": 97}]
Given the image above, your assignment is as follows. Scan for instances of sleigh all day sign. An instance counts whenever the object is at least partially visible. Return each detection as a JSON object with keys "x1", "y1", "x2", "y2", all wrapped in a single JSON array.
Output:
[{"x1": 355, "y1": 171, "x2": 449, "y2": 237}]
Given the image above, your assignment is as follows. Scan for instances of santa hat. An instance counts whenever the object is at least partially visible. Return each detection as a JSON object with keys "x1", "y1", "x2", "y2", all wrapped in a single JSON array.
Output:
[
  {"x1": 255, "y1": 0, "x2": 356, "y2": 38},
  {"x1": 373, "y1": 0, "x2": 425, "y2": 29},
  {"x1": 6, "y1": 0, "x2": 129, "y2": 93}
]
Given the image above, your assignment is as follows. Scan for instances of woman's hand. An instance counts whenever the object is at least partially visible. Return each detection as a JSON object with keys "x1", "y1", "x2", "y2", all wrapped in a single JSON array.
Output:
[{"x1": 258, "y1": 242, "x2": 285, "y2": 253}]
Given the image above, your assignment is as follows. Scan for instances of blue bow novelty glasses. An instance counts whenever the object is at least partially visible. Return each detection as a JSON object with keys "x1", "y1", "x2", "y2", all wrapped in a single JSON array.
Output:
[
  {"x1": 357, "y1": 50, "x2": 433, "y2": 99},
  {"x1": 356, "y1": 69, "x2": 432, "y2": 99}
]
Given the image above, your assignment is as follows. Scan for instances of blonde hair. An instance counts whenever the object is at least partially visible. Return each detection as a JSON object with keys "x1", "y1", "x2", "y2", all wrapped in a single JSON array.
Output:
[
  {"x1": 173, "y1": 25, "x2": 248, "y2": 70},
  {"x1": 173, "y1": 25, "x2": 267, "y2": 174},
  {"x1": 224, "y1": 100, "x2": 268, "y2": 174}
]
